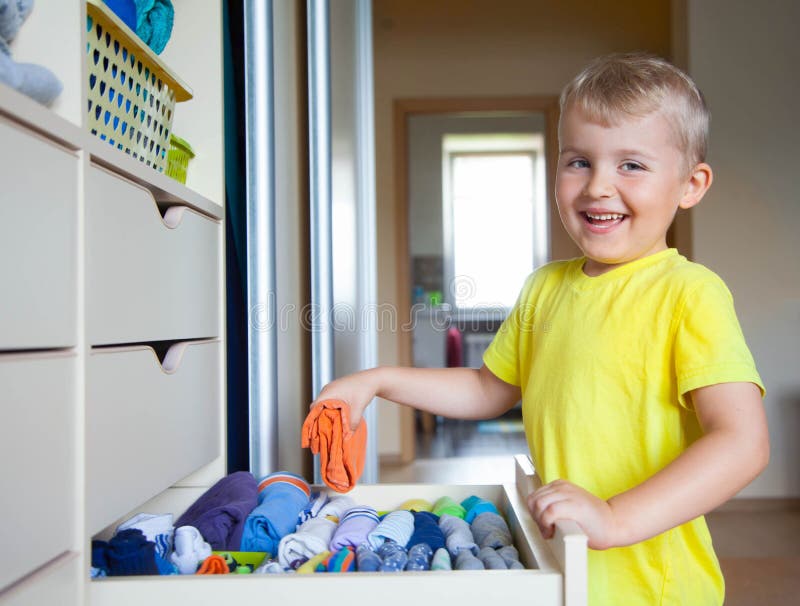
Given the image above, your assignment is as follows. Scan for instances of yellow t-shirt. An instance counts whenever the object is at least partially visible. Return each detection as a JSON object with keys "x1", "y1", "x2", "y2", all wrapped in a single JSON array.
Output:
[{"x1": 483, "y1": 248, "x2": 764, "y2": 606}]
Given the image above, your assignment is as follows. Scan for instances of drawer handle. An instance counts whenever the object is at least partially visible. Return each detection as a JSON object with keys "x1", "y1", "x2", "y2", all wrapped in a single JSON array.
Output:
[
  {"x1": 160, "y1": 341, "x2": 189, "y2": 373},
  {"x1": 162, "y1": 205, "x2": 187, "y2": 229},
  {"x1": 92, "y1": 338, "x2": 215, "y2": 374}
]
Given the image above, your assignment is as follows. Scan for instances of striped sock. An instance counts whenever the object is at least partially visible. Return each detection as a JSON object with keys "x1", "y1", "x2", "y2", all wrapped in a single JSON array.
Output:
[{"x1": 367, "y1": 510, "x2": 414, "y2": 549}]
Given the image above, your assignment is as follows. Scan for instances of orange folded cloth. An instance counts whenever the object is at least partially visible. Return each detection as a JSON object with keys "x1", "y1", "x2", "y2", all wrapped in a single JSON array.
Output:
[
  {"x1": 301, "y1": 399, "x2": 367, "y2": 493},
  {"x1": 196, "y1": 554, "x2": 229, "y2": 575}
]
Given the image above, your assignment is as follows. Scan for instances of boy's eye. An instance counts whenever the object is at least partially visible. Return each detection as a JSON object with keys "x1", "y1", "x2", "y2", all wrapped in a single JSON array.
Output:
[
  {"x1": 620, "y1": 161, "x2": 644, "y2": 171},
  {"x1": 567, "y1": 159, "x2": 589, "y2": 169}
]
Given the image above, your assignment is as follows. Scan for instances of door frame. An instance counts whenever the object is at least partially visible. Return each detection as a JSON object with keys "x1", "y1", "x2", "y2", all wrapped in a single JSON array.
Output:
[{"x1": 392, "y1": 96, "x2": 561, "y2": 461}]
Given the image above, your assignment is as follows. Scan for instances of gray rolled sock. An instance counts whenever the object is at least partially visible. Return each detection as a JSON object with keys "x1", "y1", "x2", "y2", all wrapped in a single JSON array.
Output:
[
  {"x1": 477, "y1": 546, "x2": 507, "y2": 569},
  {"x1": 455, "y1": 550, "x2": 484, "y2": 570},
  {"x1": 471, "y1": 512, "x2": 512, "y2": 549},
  {"x1": 498, "y1": 545, "x2": 524, "y2": 569},
  {"x1": 439, "y1": 514, "x2": 478, "y2": 556}
]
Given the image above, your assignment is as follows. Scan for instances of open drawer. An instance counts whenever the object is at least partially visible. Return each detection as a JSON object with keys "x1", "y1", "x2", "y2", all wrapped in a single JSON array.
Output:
[{"x1": 88, "y1": 456, "x2": 587, "y2": 606}]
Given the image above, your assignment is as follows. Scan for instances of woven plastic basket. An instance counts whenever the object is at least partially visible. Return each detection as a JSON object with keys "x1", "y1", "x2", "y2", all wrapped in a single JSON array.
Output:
[
  {"x1": 166, "y1": 134, "x2": 195, "y2": 184},
  {"x1": 85, "y1": 0, "x2": 192, "y2": 172}
]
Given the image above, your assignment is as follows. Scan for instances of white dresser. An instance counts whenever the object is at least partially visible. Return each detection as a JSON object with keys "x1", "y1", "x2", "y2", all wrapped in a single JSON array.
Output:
[{"x1": 0, "y1": 1, "x2": 226, "y2": 603}]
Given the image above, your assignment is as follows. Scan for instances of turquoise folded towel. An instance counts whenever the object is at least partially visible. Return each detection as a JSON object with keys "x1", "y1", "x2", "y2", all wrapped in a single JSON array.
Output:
[{"x1": 134, "y1": 0, "x2": 173, "y2": 55}]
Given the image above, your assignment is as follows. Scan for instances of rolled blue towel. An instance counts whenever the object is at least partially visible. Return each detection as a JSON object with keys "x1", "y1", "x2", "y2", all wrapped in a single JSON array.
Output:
[
  {"x1": 239, "y1": 472, "x2": 311, "y2": 556},
  {"x1": 133, "y1": 0, "x2": 173, "y2": 54}
]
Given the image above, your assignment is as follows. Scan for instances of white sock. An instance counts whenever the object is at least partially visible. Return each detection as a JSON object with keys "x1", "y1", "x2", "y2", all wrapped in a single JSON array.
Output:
[{"x1": 170, "y1": 526, "x2": 212, "y2": 574}]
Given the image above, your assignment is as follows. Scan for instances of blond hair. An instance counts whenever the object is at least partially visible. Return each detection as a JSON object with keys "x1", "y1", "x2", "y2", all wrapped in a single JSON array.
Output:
[{"x1": 560, "y1": 52, "x2": 709, "y2": 172}]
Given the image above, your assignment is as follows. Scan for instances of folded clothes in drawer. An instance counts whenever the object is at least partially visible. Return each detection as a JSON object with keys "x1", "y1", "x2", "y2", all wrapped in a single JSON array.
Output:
[
  {"x1": 85, "y1": 164, "x2": 219, "y2": 345},
  {"x1": 89, "y1": 457, "x2": 588, "y2": 606},
  {"x1": 86, "y1": 340, "x2": 221, "y2": 535}
]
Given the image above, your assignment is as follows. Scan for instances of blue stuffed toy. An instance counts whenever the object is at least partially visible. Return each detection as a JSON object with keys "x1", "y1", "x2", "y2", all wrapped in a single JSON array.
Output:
[{"x1": 0, "y1": 0, "x2": 62, "y2": 106}]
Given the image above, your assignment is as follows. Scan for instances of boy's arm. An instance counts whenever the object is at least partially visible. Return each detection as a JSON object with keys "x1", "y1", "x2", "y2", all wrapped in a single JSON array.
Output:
[
  {"x1": 528, "y1": 381, "x2": 769, "y2": 549},
  {"x1": 314, "y1": 364, "x2": 521, "y2": 430}
]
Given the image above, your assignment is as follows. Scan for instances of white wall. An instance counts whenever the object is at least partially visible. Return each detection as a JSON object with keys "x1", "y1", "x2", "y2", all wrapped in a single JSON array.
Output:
[{"x1": 688, "y1": 0, "x2": 800, "y2": 497}]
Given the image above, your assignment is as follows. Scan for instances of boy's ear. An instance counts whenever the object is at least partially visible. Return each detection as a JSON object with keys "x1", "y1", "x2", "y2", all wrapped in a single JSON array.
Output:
[{"x1": 679, "y1": 162, "x2": 713, "y2": 209}]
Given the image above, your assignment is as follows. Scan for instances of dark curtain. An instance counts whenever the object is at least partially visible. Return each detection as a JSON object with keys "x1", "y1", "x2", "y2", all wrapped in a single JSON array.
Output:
[{"x1": 223, "y1": 0, "x2": 249, "y2": 473}]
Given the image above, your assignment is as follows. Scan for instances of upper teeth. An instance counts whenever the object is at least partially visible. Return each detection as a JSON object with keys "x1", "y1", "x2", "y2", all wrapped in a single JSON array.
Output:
[{"x1": 586, "y1": 212, "x2": 624, "y2": 220}]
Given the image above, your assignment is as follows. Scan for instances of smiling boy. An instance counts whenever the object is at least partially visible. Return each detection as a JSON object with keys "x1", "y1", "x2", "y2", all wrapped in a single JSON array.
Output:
[{"x1": 313, "y1": 53, "x2": 768, "y2": 604}]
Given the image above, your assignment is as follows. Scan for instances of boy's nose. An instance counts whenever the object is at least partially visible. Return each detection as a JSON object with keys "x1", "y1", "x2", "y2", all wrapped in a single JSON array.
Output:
[{"x1": 583, "y1": 170, "x2": 616, "y2": 199}]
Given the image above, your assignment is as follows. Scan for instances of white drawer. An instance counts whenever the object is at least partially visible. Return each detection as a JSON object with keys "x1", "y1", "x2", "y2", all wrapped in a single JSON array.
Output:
[
  {"x1": 0, "y1": 553, "x2": 79, "y2": 606},
  {"x1": 0, "y1": 118, "x2": 77, "y2": 350},
  {"x1": 86, "y1": 164, "x2": 220, "y2": 345},
  {"x1": 86, "y1": 340, "x2": 221, "y2": 534},
  {"x1": 0, "y1": 354, "x2": 75, "y2": 591},
  {"x1": 89, "y1": 458, "x2": 587, "y2": 606}
]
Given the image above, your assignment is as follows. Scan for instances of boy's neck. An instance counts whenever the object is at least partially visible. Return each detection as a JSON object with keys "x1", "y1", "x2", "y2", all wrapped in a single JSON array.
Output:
[{"x1": 582, "y1": 245, "x2": 672, "y2": 277}]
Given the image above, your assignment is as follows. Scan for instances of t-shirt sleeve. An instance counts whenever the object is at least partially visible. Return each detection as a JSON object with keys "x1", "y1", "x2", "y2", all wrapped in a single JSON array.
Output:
[
  {"x1": 482, "y1": 273, "x2": 537, "y2": 387},
  {"x1": 674, "y1": 274, "x2": 765, "y2": 409}
]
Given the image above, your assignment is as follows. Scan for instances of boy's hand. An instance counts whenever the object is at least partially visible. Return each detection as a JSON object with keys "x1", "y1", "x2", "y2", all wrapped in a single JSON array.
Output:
[
  {"x1": 527, "y1": 479, "x2": 620, "y2": 550},
  {"x1": 312, "y1": 369, "x2": 381, "y2": 430}
]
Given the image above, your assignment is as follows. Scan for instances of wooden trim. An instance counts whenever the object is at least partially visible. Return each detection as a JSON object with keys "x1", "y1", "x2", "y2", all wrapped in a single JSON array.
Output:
[
  {"x1": 711, "y1": 498, "x2": 800, "y2": 514},
  {"x1": 392, "y1": 96, "x2": 561, "y2": 464}
]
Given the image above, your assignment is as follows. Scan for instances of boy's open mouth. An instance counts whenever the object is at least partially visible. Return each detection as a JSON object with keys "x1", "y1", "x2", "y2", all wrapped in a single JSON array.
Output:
[{"x1": 581, "y1": 211, "x2": 627, "y2": 229}]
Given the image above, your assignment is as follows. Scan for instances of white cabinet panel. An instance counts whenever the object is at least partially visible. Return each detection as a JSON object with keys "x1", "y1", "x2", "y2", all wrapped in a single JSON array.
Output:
[
  {"x1": 85, "y1": 165, "x2": 219, "y2": 345},
  {"x1": 86, "y1": 340, "x2": 221, "y2": 534},
  {"x1": 0, "y1": 118, "x2": 77, "y2": 350},
  {"x1": 0, "y1": 554, "x2": 79, "y2": 606},
  {"x1": 0, "y1": 354, "x2": 75, "y2": 591}
]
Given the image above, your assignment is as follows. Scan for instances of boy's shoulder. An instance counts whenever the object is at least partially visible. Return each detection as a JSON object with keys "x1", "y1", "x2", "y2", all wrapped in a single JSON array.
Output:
[{"x1": 658, "y1": 253, "x2": 732, "y2": 295}]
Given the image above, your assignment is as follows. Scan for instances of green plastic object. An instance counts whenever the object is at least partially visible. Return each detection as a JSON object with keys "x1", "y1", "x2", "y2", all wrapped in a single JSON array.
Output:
[
  {"x1": 166, "y1": 133, "x2": 195, "y2": 184},
  {"x1": 211, "y1": 551, "x2": 268, "y2": 570}
]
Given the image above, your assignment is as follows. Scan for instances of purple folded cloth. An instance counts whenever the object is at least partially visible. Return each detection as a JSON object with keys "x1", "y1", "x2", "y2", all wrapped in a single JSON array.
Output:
[
  {"x1": 329, "y1": 506, "x2": 380, "y2": 551},
  {"x1": 174, "y1": 471, "x2": 258, "y2": 550}
]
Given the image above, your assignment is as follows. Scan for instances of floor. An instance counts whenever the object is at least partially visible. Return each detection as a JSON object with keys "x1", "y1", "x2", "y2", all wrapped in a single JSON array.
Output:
[{"x1": 381, "y1": 414, "x2": 800, "y2": 605}]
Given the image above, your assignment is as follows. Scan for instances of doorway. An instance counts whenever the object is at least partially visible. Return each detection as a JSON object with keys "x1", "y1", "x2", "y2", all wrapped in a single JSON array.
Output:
[{"x1": 393, "y1": 97, "x2": 572, "y2": 461}]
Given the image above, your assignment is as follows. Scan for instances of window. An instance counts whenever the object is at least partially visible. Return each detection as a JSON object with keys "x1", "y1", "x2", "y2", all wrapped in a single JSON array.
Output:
[{"x1": 443, "y1": 134, "x2": 548, "y2": 311}]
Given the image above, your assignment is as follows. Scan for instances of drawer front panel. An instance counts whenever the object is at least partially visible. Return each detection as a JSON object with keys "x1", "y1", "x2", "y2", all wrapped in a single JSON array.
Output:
[
  {"x1": 0, "y1": 119, "x2": 77, "y2": 350},
  {"x1": 0, "y1": 554, "x2": 79, "y2": 606},
  {"x1": 86, "y1": 340, "x2": 221, "y2": 534},
  {"x1": 86, "y1": 165, "x2": 220, "y2": 345},
  {"x1": 0, "y1": 355, "x2": 75, "y2": 591}
]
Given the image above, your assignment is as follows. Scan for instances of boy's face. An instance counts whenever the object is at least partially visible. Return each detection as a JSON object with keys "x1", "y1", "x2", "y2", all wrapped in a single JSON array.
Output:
[{"x1": 556, "y1": 105, "x2": 704, "y2": 276}]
